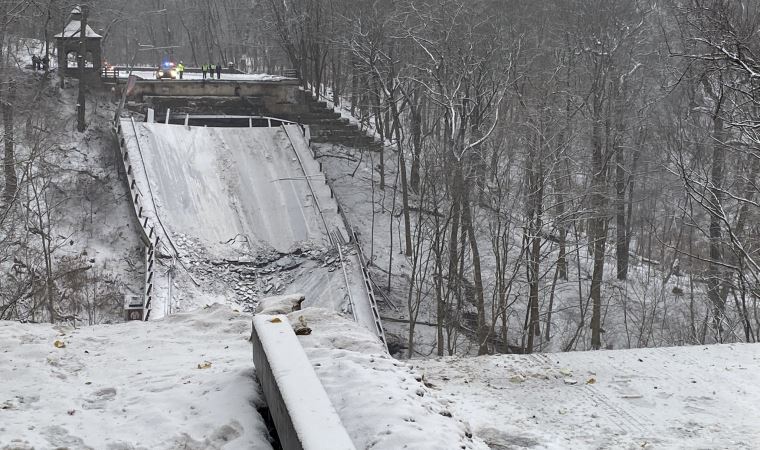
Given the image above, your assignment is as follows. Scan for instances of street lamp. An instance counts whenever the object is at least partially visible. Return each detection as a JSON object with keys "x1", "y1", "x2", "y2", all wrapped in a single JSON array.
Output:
[{"x1": 112, "y1": 42, "x2": 152, "y2": 124}]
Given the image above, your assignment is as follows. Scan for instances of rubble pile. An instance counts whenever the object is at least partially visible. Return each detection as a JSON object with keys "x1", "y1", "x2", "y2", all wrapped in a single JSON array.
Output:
[{"x1": 170, "y1": 233, "x2": 344, "y2": 311}]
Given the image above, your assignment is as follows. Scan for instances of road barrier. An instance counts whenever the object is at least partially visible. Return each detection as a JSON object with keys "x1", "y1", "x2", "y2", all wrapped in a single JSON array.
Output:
[{"x1": 251, "y1": 314, "x2": 355, "y2": 450}]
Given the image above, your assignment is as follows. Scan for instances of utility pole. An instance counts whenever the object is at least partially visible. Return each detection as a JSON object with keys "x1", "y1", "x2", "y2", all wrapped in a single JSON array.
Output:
[{"x1": 77, "y1": 4, "x2": 88, "y2": 132}]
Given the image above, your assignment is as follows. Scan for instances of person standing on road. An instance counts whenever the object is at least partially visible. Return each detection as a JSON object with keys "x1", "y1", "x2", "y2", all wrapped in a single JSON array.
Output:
[
  {"x1": 177, "y1": 61, "x2": 185, "y2": 79},
  {"x1": 216, "y1": 62, "x2": 222, "y2": 79},
  {"x1": 209, "y1": 63, "x2": 216, "y2": 80},
  {"x1": 202, "y1": 63, "x2": 207, "y2": 79}
]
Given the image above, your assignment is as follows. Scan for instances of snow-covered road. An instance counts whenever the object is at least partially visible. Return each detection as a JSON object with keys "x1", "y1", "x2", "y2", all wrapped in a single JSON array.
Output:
[{"x1": 118, "y1": 70, "x2": 288, "y2": 82}]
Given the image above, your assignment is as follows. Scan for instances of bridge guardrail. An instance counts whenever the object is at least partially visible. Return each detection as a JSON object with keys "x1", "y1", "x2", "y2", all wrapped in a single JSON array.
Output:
[
  {"x1": 281, "y1": 125, "x2": 387, "y2": 351},
  {"x1": 101, "y1": 67, "x2": 120, "y2": 81},
  {"x1": 113, "y1": 119, "x2": 162, "y2": 320}
]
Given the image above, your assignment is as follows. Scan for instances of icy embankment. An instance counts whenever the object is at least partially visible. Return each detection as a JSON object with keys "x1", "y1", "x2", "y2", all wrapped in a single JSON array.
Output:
[
  {"x1": 417, "y1": 344, "x2": 760, "y2": 449},
  {"x1": 0, "y1": 305, "x2": 272, "y2": 449},
  {"x1": 285, "y1": 307, "x2": 488, "y2": 450}
]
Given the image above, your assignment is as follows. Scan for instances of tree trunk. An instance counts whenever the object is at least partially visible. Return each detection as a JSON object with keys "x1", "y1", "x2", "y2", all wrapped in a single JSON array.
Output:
[
  {"x1": 391, "y1": 96, "x2": 413, "y2": 257},
  {"x1": 398, "y1": 143, "x2": 412, "y2": 257},
  {"x1": 460, "y1": 167, "x2": 489, "y2": 355},
  {"x1": 555, "y1": 163, "x2": 568, "y2": 281},
  {"x1": 370, "y1": 75, "x2": 385, "y2": 190},
  {"x1": 614, "y1": 100, "x2": 628, "y2": 280},
  {"x1": 3, "y1": 79, "x2": 16, "y2": 204},
  {"x1": 435, "y1": 223, "x2": 445, "y2": 356},
  {"x1": 409, "y1": 91, "x2": 422, "y2": 193},
  {"x1": 525, "y1": 124, "x2": 543, "y2": 353},
  {"x1": 446, "y1": 192, "x2": 461, "y2": 353},
  {"x1": 590, "y1": 91, "x2": 608, "y2": 350},
  {"x1": 707, "y1": 112, "x2": 726, "y2": 331},
  {"x1": 626, "y1": 130, "x2": 641, "y2": 266}
]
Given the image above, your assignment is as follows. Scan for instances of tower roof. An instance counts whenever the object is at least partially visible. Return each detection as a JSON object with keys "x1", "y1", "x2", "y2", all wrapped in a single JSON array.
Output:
[{"x1": 54, "y1": 19, "x2": 102, "y2": 39}]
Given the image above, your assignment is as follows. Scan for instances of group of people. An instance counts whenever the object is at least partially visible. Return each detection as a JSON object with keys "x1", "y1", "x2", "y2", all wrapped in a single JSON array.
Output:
[
  {"x1": 202, "y1": 63, "x2": 223, "y2": 80},
  {"x1": 31, "y1": 55, "x2": 49, "y2": 71}
]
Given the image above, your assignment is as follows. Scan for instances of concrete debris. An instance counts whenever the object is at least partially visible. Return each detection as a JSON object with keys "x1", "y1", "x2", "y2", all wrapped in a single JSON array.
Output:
[{"x1": 172, "y1": 233, "x2": 343, "y2": 312}]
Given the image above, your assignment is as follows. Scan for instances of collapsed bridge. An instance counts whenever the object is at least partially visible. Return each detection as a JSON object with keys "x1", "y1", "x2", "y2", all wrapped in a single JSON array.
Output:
[{"x1": 112, "y1": 78, "x2": 385, "y2": 348}]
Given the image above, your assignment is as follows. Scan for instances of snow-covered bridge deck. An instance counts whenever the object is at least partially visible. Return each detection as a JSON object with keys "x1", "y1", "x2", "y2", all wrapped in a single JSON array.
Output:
[
  {"x1": 118, "y1": 119, "x2": 385, "y2": 343},
  {"x1": 124, "y1": 121, "x2": 337, "y2": 252}
]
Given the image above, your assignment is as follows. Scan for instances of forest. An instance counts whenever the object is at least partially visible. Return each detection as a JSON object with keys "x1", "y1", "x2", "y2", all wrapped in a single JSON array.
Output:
[{"x1": 2, "y1": 0, "x2": 760, "y2": 356}]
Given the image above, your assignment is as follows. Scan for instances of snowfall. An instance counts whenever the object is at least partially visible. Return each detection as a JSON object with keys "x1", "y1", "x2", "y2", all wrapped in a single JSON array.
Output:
[{"x1": 2, "y1": 54, "x2": 760, "y2": 449}]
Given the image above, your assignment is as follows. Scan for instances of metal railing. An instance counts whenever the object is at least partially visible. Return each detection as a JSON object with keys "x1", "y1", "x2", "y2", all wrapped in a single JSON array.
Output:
[
  {"x1": 281, "y1": 124, "x2": 387, "y2": 350},
  {"x1": 113, "y1": 119, "x2": 161, "y2": 320},
  {"x1": 281, "y1": 125, "x2": 333, "y2": 245},
  {"x1": 350, "y1": 226, "x2": 387, "y2": 348},
  {"x1": 101, "y1": 67, "x2": 120, "y2": 80},
  {"x1": 161, "y1": 114, "x2": 300, "y2": 129}
]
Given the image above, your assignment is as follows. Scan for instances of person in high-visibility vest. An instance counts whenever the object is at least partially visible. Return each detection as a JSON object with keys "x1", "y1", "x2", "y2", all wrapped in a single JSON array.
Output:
[
  {"x1": 177, "y1": 61, "x2": 185, "y2": 79},
  {"x1": 210, "y1": 63, "x2": 216, "y2": 80},
  {"x1": 202, "y1": 63, "x2": 207, "y2": 79}
]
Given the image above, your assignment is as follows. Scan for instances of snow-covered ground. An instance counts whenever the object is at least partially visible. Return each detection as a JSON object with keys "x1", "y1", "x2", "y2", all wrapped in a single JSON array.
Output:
[
  {"x1": 417, "y1": 343, "x2": 760, "y2": 449},
  {"x1": 0, "y1": 305, "x2": 272, "y2": 449},
  {"x1": 4, "y1": 302, "x2": 759, "y2": 449},
  {"x1": 287, "y1": 307, "x2": 487, "y2": 449}
]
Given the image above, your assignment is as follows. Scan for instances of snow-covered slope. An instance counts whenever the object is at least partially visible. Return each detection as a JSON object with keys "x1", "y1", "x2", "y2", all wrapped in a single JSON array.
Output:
[
  {"x1": 417, "y1": 343, "x2": 760, "y2": 449},
  {"x1": 0, "y1": 305, "x2": 272, "y2": 449}
]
